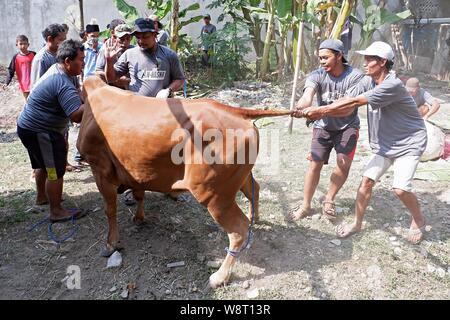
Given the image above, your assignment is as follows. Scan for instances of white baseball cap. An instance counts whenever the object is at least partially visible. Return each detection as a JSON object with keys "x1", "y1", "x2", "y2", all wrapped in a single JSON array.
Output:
[{"x1": 356, "y1": 41, "x2": 395, "y2": 61}]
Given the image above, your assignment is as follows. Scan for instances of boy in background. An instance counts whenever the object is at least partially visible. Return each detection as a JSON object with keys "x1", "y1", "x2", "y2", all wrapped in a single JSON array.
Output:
[{"x1": 3, "y1": 35, "x2": 36, "y2": 101}]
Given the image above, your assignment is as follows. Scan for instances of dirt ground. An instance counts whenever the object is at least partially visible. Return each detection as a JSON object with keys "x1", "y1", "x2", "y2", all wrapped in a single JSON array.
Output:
[{"x1": 1, "y1": 65, "x2": 450, "y2": 300}]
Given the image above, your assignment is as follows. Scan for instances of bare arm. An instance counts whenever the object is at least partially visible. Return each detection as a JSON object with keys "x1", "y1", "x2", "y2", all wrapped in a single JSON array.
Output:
[
  {"x1": 423, "y1": 99, "x2": 440, "y2": 120},
  {"x1": 303, "y1": 95, "x2": 368, "y2": 120},
  {"x1": 292, "y1": 87, "x2": 316, "y2": 118},
  {"x1": 169, "y1": 79, "x2": 185, "y2": 93},
  {"x1": 104, "y1": 38, "x2": 122, "y2": 85},
  {"x1": 69, "y1": 104, "x2": 85, "y2": 123}
]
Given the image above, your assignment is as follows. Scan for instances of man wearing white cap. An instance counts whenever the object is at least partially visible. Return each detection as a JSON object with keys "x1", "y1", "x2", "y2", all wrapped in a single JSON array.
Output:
[
  {"x1": 301, "y1": 41, "x2": 427, "y2": 244},
  {"x1": 290, "y1": 39, "x2": 364, "y2": 222}
]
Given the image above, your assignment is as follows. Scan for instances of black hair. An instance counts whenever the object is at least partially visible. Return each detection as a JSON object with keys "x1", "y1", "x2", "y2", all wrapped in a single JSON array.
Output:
[
  {"x1": 16, "y1": 34, "x2": 29, "y2": 43},
  {"x1": 375, "y1": 56, "x2": 394, "y2": 71},
  {"x1": 385, "y1": 59, "x2": 394, "y2": 71},
  {"x1": 42, "y1": 23, "x2": 65, "y2": 41},
  {"x1": 321, "y1": 48, "x2": 346, "y2": 63},
  {"x1": 56, "y1": 39, "x2": 84, "y2": 63},
  {"x1": 62, "y1": 23, "x2": 69, "y2": 32}
]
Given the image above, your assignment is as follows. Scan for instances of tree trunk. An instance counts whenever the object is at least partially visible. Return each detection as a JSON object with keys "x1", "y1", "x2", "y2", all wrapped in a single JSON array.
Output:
[
  {"x1": 260, "y1": 1, "x2": 275, "y2": 79},
  {"x1": 242, "y1": 7, "x2": 264, "y2": 57},
  {"x1": 325, "y1": 0, "x2": 337, "y2": 38},
  {"x1": 170, "y1": 0, "x2": 179, "y2": 52},
  {"x1": 79, "y1": 0, "x2": 84, "y2": 31},
  {"x1": 431, "y1": 24, "x2": 450, "y2": 81}
]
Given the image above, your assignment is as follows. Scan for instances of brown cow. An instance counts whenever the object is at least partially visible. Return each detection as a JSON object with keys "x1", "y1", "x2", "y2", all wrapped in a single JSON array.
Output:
[{"x1": 77, "y1": 76, "x2": 292, "y2": 288}]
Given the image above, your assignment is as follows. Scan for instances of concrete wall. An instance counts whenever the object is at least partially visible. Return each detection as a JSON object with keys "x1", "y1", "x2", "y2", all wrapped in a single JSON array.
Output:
[{"x1": 0, "y1": 0, "x2": 223, "y2": 64}]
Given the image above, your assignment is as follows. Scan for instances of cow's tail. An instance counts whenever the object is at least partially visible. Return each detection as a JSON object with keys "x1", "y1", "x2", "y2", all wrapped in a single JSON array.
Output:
[{"x1": 233, "y1": 108, "x2": 294, "y2": 120}]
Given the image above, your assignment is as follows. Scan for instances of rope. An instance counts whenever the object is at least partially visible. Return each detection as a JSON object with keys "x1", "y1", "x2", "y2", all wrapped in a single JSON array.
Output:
[
  {"x1": 28, "y1": 213, "x2": 79, "y2": 244},
  {"x1": 225, "y1": 172, "x2": 255, "y2": 258}
]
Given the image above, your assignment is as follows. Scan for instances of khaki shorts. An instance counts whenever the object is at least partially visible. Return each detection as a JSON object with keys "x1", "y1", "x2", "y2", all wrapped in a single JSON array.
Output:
[{"x1": 363, "y1": 154, "x2": 420, "y2": 192}]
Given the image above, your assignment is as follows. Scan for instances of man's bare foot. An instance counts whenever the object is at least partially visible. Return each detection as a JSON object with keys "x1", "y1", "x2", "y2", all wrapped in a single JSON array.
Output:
[
  {"x1": 35, "y1": 197, "x2": 48, "y2": 205},
  {"x1": 289, "y1": 207, "x2": 313, "y2": 221},
  {"x1": 49, "y1": 207, "x2": 85, "y2": 223},
  {"x1": 336, "y1": 223, "x2": 361, "y2": 238},
  {"x1": 406, "y1": 219, "x2": 426, "y2": 244}
]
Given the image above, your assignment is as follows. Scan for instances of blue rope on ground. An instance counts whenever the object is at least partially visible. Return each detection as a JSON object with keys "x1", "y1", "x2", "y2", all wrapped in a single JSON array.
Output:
[
  {"x1": 47, "y1": 215, "x2": 79, "y2": 244},
  {"x1": 28, "y1": 214, "x2": 79, "y2": 244},
  {"x1": 225, "y1": 172, "x2": 255, "y2": 258}
]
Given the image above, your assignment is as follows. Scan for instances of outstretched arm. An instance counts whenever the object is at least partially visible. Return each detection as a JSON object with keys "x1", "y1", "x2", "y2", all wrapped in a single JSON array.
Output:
[
  {"x1": 302, "y1": 95, "x2": 368, "y2": 120},
  {"x1": 292, "y1": 87, "x2": 316, "y2": 118}
]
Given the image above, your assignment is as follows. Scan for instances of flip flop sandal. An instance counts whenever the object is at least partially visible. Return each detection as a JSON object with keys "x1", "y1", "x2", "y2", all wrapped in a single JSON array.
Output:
[
  {"x1": 49, "y1": 208, "x2": 88, "y2": 223},
  {"x1": 406, "y1": 223, "x2": 426, "y2": 244},
  {"x1": 322, "y1": 201, "x2": 337, "y2": 221},
  {"x1": 289, "y1": 207, "x2": 313, "y2": 221},
  {"x1": 336, "y1": 223, "x2": 360, "y2": 239}
]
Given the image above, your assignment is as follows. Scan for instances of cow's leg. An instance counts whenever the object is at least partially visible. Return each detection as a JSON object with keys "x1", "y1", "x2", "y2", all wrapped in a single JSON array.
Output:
[
  {"x1": 93, "y1": 173, "x2": 120, "y2": 257},
  {"x1": 240, "y1": 174, "x2": 260, "y2": 223},
  {"x1": 132, "y1": 189, "x2": 145, "y2": 225},
  {"x1": 207, "y1": 201, "x2": 249, "y2": 288}
]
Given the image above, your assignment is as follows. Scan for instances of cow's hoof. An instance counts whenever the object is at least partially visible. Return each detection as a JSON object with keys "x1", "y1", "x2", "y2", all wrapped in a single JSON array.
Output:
[
  {"x1": 208, "y1": 272, "x2": 228, "y2": 289},
  {"x1": 132, "y1": 216, "x2": 145, "y2": 226},
  {"x1": 100, "y1": 242, "x2": 124, "y2": 257},
  {"x1": 100, "y1": 245, "x2": 115, "y2": 257}
]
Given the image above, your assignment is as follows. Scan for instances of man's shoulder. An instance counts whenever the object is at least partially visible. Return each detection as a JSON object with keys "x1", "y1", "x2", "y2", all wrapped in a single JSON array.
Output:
[
  {"x1": 346, "y1": 65, "x2": 364, "y2": 76},
  {"x1": 158, "y1": 45, "x2": 179, "y2": 59},
  {"x1": 33, "y1": 47, "x2": 47, "y2": 60}
]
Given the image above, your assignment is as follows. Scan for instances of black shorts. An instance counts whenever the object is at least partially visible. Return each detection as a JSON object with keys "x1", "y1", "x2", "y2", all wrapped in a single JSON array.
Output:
[
  {"x1": 308, "y1": 127, "x2": 359, "y2": 164},
  {"x1": 17, "y1": 126, "x2": 67, "y2": 180}
]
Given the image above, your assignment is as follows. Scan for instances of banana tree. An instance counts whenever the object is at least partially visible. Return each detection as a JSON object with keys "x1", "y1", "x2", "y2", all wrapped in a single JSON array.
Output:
[
  {"x1": 330, "y1": 0, "x2": 355, "y2": 39},
  {"x1": 350, "y1": 0, "x2": 411, "y2": 64},
  {"x1": 207, "y1": 0, "x2": 265, "y2": 75},
  {"x1": 260, "y1": 0, "x2": 276, "y2": 79},
  {"x1": 147, "y1": 0, "x2": 204, "y2": 51}
]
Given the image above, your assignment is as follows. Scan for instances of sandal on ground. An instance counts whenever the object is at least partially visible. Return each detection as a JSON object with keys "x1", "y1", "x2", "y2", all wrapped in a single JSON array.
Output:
[
  {"x1": 289, "y1": 207, "x2": 313, "y2": 221},
  {"x1": 322, "y1": 201, "x2": 337, "y2": 221},
  {"x1": 406, "y1": 223, "x2": 426, "y2": 245},
  {"x1": 336, "y1": 223, "x2": 360, "y2": 239},
  {"x1": 49, "y1": 208, "x2": 88, "y2": 223},
  {"x1": 123, "y1": 189, "x2": 136, "y2": 206}
]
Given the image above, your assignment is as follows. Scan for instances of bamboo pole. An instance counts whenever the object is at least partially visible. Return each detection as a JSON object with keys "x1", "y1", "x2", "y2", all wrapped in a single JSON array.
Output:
[{"x1": 288, "y1": 20, "x2": 305, "y2": 134}]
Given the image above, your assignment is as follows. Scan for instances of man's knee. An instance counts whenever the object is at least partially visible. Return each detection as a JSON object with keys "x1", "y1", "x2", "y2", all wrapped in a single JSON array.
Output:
[
  {"x1": 309, "y1": 160, "x2": 324, "y2": 173},
  {"x1": 336, "y1": 154, "x2": 352, "y2": 173},
  {"x1": 393, "y1": 188, "x2": 409, "y2": 198},
  {"x1": 359, "y1": 177, "x2": 375, "y2": 192}
]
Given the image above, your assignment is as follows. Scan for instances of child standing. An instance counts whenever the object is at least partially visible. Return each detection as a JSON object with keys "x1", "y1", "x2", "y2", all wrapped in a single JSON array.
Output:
[{"x1": 4, "y1": 35, "x2": 36, "y2": 100}]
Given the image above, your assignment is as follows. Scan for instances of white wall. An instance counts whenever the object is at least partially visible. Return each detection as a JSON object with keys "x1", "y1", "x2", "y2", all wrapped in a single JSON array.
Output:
[{"x1": 0, "y1": 0, "x2": 223, "y2": 64}]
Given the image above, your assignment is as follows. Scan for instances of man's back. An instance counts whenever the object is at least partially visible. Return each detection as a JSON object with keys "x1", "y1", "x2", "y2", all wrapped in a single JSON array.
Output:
[{"x1": 30, "y1": 46, "x2": 57, "y2": 88}]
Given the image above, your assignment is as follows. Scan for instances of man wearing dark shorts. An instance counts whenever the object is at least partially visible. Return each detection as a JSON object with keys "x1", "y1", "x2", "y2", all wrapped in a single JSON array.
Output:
[
  {"x1": 291, "y1": 39, "x2": 364, "y2": 222},
  {"x1": 17, "y1": 39, "x2": 85, "y2": 222},
  {"x1": 301, "y1": 41, "x2": 427, "y2": 244}
]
